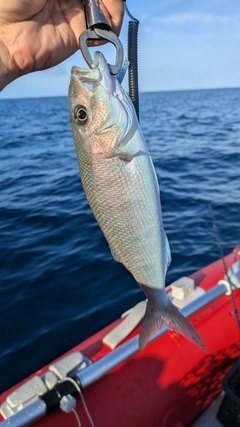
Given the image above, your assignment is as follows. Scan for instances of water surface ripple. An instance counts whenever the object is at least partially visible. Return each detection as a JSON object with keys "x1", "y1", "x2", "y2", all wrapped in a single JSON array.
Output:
[{"x1": 0, "y1": 89, "x2": 239, "y2": 392}]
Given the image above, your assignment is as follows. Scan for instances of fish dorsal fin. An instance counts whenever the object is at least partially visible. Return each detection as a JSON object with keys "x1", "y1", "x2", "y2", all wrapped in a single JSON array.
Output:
[
  {"x1": 149, "y1": 157, "x2": 160, "y2": 194},
  {"x1": 164, "y1": 232, "x2": 171, "y2": 274}
]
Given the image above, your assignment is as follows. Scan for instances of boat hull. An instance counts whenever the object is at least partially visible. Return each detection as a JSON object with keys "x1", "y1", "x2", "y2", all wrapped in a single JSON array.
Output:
[{"x1": 1, "y1": 248, "x2": 240, "y2": 427}]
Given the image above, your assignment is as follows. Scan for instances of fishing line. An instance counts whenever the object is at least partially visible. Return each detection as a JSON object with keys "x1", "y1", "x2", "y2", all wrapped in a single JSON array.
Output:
[
  {"x1": 63, "y1": 377, "x2": 95, "y2": 427},
  {"x1": 72, "y1": 408, "x2": 82, "y2": 427},
  {"x1": 123, "y1": 1, "x2": 140, "y2": 121},
  {"x1": 209, "y1": 204, "x2": 240, "y2": 330}
]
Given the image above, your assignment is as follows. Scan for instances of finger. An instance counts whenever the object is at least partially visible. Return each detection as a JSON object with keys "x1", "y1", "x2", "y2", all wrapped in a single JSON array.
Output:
[{"x1": 101, "y1": 0, "x2": 124, "y2": 35}]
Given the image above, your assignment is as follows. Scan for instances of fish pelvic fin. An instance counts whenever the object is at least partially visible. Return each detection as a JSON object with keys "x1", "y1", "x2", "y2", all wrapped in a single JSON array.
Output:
[{"x1": 139, "y1": 286, "x2": 206, "y2": 352}]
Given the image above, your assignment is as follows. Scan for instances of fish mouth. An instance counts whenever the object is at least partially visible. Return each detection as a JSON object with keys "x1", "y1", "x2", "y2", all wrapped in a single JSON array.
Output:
[
  {"x1": 92, "y1": 51, "x2": 109, "y2": 71},
  {"x1": 71, "y1": 65, "x2": 99, "y2": 82},
  {"x1": 71, "y1": 52, "x2": 108, "y2": 79},
  {"x1": 71, "y1": 52, "x2": 114, "y2": 94}
]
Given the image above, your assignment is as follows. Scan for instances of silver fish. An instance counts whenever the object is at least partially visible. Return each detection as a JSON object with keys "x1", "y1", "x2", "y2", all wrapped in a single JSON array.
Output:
[{"x1": 68, "y1": 52, "x2": 205, "y2": 351}]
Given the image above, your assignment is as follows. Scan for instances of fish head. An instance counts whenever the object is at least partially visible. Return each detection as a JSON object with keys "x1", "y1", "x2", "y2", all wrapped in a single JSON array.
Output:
[{"x1": 68, "y1": 51, "x2": 135, "y2": 156}]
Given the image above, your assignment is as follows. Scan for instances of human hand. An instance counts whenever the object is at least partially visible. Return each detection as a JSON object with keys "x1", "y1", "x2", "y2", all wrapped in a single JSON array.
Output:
[{"x1": 0, "y1": 0, "x2": 124, "y2": 90}]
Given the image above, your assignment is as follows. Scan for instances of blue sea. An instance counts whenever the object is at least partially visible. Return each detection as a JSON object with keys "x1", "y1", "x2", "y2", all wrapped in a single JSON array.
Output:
[{"x1": 0, "y1": 89, "x2": 239, "y2": 393}]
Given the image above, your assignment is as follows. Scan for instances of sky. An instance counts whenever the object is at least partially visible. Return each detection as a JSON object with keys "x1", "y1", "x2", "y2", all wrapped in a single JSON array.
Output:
[{"x1": 2, "y1": 0, "x2": 240, "y2": 99}]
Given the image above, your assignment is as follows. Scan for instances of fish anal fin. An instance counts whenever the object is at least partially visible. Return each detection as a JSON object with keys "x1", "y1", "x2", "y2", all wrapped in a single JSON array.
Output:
[
  {"x1": 110, "y1": 245, "x2": 121, "y2": 263},
  {"x1": 139, "y1": 286, "x2": 206, "y2": 352}
]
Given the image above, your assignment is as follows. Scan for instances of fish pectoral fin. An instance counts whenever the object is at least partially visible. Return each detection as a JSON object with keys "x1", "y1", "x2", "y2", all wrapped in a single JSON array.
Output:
[
  {"x1": 105, "y1": 149, "x2": 147, "y2": 163},
  {"x1": 109, "y1": 245, "x2": 121, "y2": 262},
  {"x1": 118, "y1": 153, "x2": 134, "y2": 163},
  {"x1": 139, "y1": 288, "x2": 205, "y2": 351}
]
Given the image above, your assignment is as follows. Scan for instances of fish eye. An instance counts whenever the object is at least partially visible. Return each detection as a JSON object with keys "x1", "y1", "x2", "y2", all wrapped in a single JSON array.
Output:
[{"x1": 74, "y1": 105, "x2": 88, "y2": 123}]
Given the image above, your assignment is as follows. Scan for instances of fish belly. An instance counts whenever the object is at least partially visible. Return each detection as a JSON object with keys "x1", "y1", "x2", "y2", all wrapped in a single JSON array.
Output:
[{"x1": 77, "y1": 135, "x2": 167, "y2": 290}]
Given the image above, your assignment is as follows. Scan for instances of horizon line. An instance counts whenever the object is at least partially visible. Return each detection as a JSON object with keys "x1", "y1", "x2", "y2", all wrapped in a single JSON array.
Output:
[{"x1": 1, "y1": 85, "x2": 240, "y2": 101}]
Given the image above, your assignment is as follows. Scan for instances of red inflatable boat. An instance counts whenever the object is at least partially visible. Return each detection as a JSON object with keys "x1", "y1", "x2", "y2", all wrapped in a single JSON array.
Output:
[{"x1": 1, "y1": 247, "x2": 240, "y2": 427}]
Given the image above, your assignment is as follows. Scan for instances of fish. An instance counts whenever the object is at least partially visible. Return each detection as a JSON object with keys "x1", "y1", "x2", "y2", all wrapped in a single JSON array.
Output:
[{"x1": 68, "y1": 51, "x2": 205, "y2": 351}]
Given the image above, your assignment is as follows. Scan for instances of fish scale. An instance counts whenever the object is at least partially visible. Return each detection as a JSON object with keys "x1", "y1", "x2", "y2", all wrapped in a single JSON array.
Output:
[
  {"x1": 68, "y1": 51, "x2": 205, "y2": 351},
  {"x1": 78, "y1": 149, "x2": 163, "y2": 289}
]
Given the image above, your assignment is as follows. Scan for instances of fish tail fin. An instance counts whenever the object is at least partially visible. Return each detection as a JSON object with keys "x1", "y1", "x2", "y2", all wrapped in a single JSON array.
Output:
[{"x1": 139, "y1": 287, "x2": 205, "y2": 351}]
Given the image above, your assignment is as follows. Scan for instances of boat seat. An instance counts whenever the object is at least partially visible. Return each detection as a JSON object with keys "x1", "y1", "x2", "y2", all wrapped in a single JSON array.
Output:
[
  {"x1": 167, "y1": 276, "x2": 205, "y2": 308},
  {"x1": 103, "y1": 300, "x2": 147, "y2": 349}
]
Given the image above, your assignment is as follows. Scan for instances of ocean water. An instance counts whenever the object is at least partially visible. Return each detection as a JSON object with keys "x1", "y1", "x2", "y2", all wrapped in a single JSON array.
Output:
[{"x1": 0, "y1": 89, "x2": 239, "y2": 393}]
